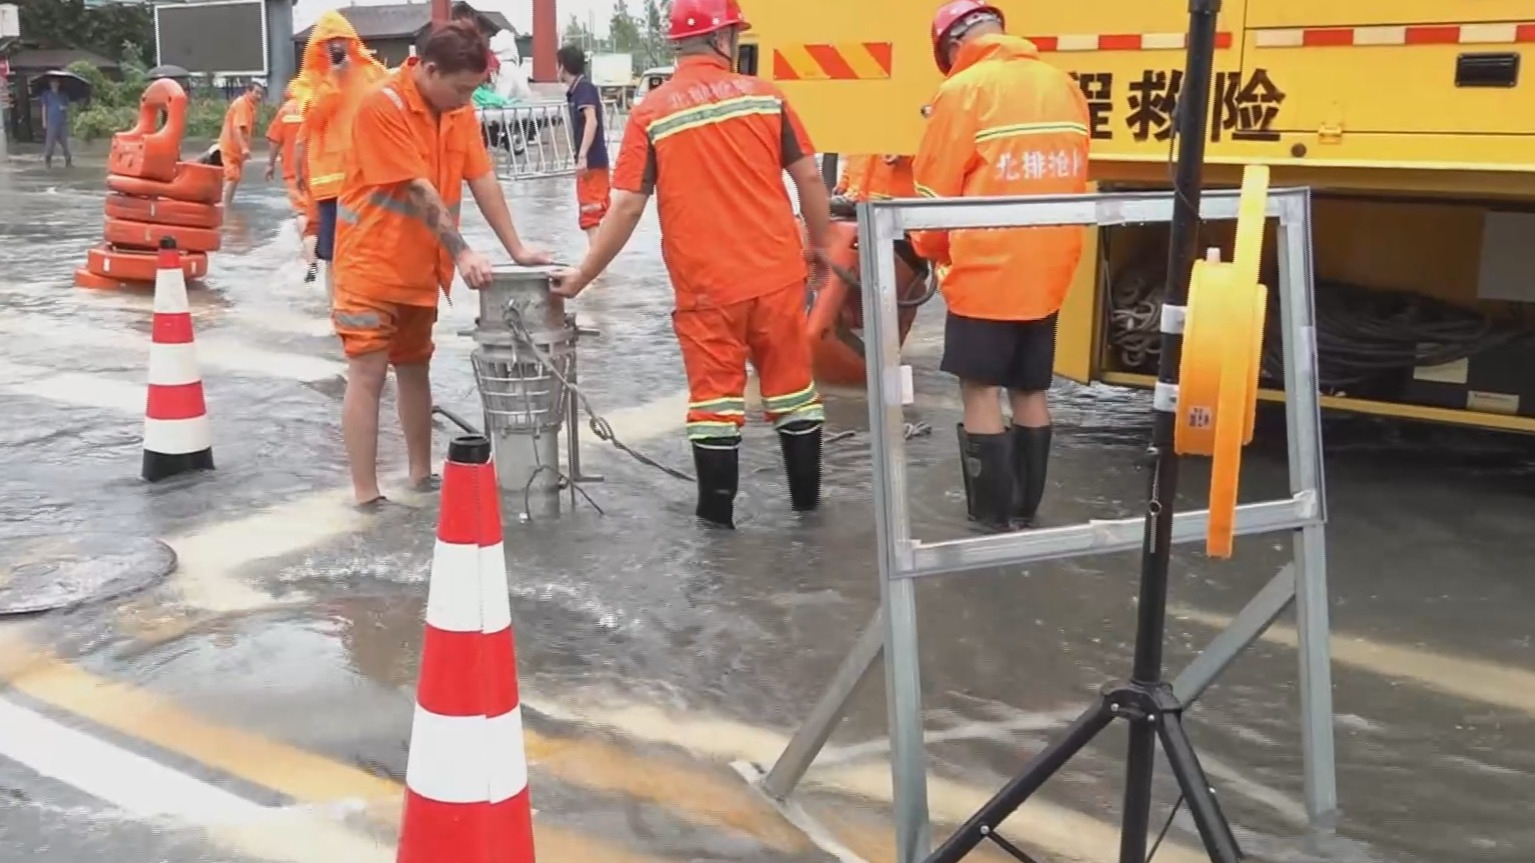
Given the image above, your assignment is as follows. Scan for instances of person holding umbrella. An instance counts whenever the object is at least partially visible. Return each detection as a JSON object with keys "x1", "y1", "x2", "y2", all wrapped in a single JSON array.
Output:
[{"x1": 35, "y1": 71, "x2": 88, "y2": 168}]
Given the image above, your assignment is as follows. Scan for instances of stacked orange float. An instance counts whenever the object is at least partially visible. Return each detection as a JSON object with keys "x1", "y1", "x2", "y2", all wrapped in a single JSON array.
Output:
[{"x1": 75, "y1": 79, "x2": 223, "y2": 290}]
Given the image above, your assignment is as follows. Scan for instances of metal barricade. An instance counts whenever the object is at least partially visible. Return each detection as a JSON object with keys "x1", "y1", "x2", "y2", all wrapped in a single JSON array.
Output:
[
  {"x1": 747, "y1": 188, "x2": 1337, "y2": 863},
  {"x1": 479, "y1": 101, "x2": 627, "y2": 181},
  {"x1": 470, "y1": 264, "x2": 599, "y2": 518}
]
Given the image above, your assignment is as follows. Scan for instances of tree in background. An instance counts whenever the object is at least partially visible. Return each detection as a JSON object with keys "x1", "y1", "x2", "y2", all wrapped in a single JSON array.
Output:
[
  {"x1": 608, "y1": 0, "x2": 643, "y2": 59},
  {"x1": 562, "y1": 14, "x2": 593, "y2": 52},
  {"x1": 640, "y1": 0, "x2": 672, "y2": 71},
  {"x1": 12, "y1": 0, "x2": 154, "y2": 66}
]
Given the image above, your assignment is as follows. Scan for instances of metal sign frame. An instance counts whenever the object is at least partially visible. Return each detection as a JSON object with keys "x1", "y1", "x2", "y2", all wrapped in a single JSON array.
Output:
[{"x1": 751, "y1": 187, "x2": 1337, "y2": 863}]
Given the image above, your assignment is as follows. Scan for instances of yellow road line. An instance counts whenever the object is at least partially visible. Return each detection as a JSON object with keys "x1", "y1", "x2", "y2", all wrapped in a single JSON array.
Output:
[
  {"x1": 0, "y1": 646, "x2": 809, "y2": 857},
  {"x1": 1176, "y1": 606, "x2": 1535, "y2": 716}
]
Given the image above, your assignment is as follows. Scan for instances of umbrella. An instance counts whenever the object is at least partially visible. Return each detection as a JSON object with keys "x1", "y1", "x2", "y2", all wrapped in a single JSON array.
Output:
[
  {"x1": 148, "y1": 64, "x2": 190, "y2": 80},
  {"x1": 31, "y1": 70, "x2": 91, "y2": 102}
]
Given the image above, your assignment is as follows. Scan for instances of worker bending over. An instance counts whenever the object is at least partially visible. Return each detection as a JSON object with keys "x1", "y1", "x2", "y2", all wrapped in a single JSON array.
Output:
[
  {"x1": 265, "y1": 82, "x2": 309, "y2": 232},
  {"x1": 557, "y1": 44, "x2": 612, "y2": 245},
  {"x1": 332, "y1": 22, "x2": 550, "y2": 509},
  {"x1": 912, "y1": 0, "x2": 1090, "y2": 531},
  {"x1": 218, "y1": 79, "x2": 265, "y2": 207},
  {"x1": 298, "y1": 11, "x2": 387, "y2": 297},
  {"x1": 551, "y1": 0, "x2": 831, "y2": 530}
]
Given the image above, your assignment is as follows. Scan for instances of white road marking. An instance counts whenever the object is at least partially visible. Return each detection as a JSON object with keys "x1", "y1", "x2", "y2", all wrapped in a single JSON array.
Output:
[
  {"x1": 0, "y1": 360, "x2": 144, "y2": 412},
  {"x1": 0, "y1": 318, "x2": 342, "y2": 383},
  {"x1": 0, "y1": 694, "x2": 395, "y2": 862}
]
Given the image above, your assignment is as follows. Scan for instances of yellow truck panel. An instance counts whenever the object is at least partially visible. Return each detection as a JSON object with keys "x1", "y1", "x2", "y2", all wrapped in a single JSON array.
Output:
[{"x1": 741, "y1": 0, "x2": 1535, "y2": 431}]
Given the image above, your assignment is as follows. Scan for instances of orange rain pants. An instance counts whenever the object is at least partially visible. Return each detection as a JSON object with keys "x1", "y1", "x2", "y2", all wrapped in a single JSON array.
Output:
[{"x1": 674, "y1": 283, "x2": 825, "y2": 441}]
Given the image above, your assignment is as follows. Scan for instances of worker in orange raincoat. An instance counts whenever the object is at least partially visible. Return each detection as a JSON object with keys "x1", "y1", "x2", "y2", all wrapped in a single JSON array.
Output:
[
  {"x1": 550, "y1": 0, "x2": 832, "y2": 530},
  {"x1": 297, "y1": 10, "x2": 388, "y2": 297},
  {"x1": 265, "y1": 81, "x2": 309, "y2": 230},
  {"x1": 218, "y1": 78, "x2": 265, "y2": 208},
  {"x1": 912, "y1": 0, "x2": 1090, "y2": 532},
  {"x1": 834, "y1": 154, "x2": 916, "y2": 202}
]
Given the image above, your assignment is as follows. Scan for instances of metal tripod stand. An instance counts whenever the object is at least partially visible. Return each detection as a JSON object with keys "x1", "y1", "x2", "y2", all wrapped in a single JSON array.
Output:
[{"x1": 925, "y1": 2, "x2": 1241, "y2": 861}]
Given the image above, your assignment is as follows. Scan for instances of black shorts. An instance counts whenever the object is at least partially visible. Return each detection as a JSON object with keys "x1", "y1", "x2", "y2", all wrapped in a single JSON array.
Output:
[
  {"x1": 315, "y1": 199, "x2": 339, "y2": 261},
  {"x1": 939, "y1": 311, "x2": 1058, "y2": 392}
]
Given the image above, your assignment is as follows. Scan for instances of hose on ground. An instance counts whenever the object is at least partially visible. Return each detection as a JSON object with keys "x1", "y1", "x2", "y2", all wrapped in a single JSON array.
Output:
[{"x1": 1105, "y1": 260, "x2": 1532, "y2": 394}]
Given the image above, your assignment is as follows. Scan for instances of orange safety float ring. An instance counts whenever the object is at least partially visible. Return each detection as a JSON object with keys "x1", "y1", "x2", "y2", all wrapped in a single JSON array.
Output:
[
  {"x1": 105, "y1": 193, "x2": 222, "y2": 230},
  {"x1": 84, "y1": 244, "x2": 209, "y2": 284},
  {"x1": 106, "y1": 78, "x2": 189, "y2": 183},
  {"x1": 1173, "y1": 165, "x2": 1270, "y2": 558},
  {"x1": 804, "y1": 218, "x2": 933, "y2": 387},
  {"x1": 103, "y1": 216, "x2": 221, "y2": 254},
  {"x1": 107, "y1": 161, "x2": 223, "y2": 206}
]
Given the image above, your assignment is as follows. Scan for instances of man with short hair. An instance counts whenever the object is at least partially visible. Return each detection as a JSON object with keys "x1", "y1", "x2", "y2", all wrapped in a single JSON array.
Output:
[
  {"x1": 556, "y1": 44, "x2": 610, "y2": 244},
  {"x1": 332, "y1": 21, "x2": 550, "y2": 508},
  {"x1": 913, "y1": 0, "x2": 1091, "y2": 531},
  {"x1": 550, "y1": 0, "x2": 831, "y2": 530},
  {"x1": 218, "y1": 79, "x2": 265, "y2": 206}
]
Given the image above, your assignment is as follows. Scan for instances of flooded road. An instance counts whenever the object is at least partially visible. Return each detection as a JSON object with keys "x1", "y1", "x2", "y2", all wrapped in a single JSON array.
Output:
[{"x1": 2, "y1": 154, "x2": 1534, "y2": 863}]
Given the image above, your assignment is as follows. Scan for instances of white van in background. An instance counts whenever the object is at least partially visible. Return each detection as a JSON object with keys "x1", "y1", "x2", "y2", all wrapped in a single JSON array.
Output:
[{"x1": 631, "y1": 65, "x2": 674, "y2": 107}]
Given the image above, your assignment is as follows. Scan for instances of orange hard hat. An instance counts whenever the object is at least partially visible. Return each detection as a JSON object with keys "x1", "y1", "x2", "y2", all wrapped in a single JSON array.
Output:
[
  {"x1": 931, "y1": 0, "x2": 1004, "y2": 74},
  {"x1": 668, "y1": 0, "x2": 750, "y2": 41}
]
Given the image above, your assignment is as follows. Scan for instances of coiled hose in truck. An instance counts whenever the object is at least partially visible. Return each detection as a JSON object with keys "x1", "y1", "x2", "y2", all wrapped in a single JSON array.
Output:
[{"x1": 1106, "y1": 263, "x2": 1530, "y2": 394}]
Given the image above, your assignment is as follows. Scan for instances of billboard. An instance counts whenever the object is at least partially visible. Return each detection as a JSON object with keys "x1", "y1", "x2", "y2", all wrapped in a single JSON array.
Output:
[{"x1": 154, "y1": 0, "x2": 268, "y2": 76}]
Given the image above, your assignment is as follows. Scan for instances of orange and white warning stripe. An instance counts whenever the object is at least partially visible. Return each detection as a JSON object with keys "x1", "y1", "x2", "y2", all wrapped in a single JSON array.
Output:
[
  {"x1": 1254, "y1": 22, "x2": 1535, "y2": 48},
  {"x1": 1026, "y1": 32, "x2": 1235, "y2": 52},
  {"x1": 142, "y1": 243, "x2": 213, "y2": 482},
  {"x1": 399, "y1": 448, "x2": 533, "y2": 863}
]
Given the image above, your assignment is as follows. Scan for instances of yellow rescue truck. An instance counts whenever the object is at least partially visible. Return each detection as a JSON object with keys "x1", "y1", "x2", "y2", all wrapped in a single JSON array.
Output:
[{"x1": 737, "y1": 2, "x2": 1535, "y2": 433}]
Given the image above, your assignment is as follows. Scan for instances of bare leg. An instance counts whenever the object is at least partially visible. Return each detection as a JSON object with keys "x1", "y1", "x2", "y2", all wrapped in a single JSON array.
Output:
[
  {"x1": 960, "y1": 380, "x2": 1006, "y2": 434},
  {"x1": 222, "y1": 178, "x2": 240, "y2": 208},
  {"x1": 1008, "y1": 389, "x2": 1050, "y2": 427},
  {"x1": 394, "y1": 361, "x2": 434, "y2": 486},
  {"x1": 343, "y1": 352, "x2": 390, "y2": 505}
]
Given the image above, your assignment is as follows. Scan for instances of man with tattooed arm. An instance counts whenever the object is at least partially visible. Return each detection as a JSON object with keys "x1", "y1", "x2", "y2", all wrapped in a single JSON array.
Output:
[{"x1": 331, "y1": 21, "x2": 551, "y2": 509}]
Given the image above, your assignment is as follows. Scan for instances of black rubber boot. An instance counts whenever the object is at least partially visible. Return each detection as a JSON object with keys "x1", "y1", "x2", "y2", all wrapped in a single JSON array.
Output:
[
  {"x1": 777, "y1": 420, "x2": 823, "y2": 512},
  {"x1": 1009, "y1": 424, "x2": 1052, "y2": 527},
  {"x1": 957, "y1": 424, "x2": 1014, "y2": 532},
  {"x1": 692, "y1": 437, "x2": 740, "y2": 529}
]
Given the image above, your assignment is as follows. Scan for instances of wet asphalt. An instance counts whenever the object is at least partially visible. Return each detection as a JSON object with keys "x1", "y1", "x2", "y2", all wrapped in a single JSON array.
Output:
[{"x1": 1, "y1": 149, "x2": 1534, "y2": 863}]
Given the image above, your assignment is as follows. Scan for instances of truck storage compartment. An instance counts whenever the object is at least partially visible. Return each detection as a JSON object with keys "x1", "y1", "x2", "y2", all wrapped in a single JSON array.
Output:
[{"x1": 1097, "y1": 194, "x2": 1535, "y2": 427}]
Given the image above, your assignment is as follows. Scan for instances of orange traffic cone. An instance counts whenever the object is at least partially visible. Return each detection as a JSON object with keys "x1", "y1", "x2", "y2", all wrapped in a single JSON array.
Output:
[
  {"x1": 398, "y1": 435, "x2": 534, "y2": 863},
  {"x1": 142, "y1": 237, "x2": 213, "y2": 482}
]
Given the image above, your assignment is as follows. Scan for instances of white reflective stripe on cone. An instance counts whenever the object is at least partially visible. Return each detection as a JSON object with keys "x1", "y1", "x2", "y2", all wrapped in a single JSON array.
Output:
[
  {"x1": 404, "y1": 704, "x2": 529, "y2": 804},
  {"x1": 479, "y1": 541, "x2": 511, "y2": 635},
  {"x1": 425, "y1": 540, "x2": 484, "y2": 633},
  {"x1": 146, "y1": 342, "x2": 204, "y2": 388},
  {"x1": 152, "y1": 272, "x2": 190, "y2": 314},
  {"x1": 143, "y1": 417, "x2": 213, "y2": 455}
]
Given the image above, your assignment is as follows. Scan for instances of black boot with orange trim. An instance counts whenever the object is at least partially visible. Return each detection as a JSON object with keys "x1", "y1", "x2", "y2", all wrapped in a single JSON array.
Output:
[{"x1": 691, "y1": 436, "x2": 740, "y2": 529}]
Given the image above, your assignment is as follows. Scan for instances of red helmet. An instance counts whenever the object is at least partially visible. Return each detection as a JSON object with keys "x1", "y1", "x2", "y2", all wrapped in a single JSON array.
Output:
[
  {"x1": 668, "y1": 0, "x2": 751, "y2": 41},
  {"x1": 931, "y1": 0, "x2": 1004, "y2": 73}
]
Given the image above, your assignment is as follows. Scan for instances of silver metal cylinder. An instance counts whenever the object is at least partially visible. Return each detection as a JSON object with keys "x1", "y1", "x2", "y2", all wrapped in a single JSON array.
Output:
[{"x1": 470, "y1": 265, "x2": 576, "y2": 518}]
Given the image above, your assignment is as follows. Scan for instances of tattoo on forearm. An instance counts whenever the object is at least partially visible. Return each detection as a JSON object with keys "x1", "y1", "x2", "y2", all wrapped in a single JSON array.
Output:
[{"x1": 404, "y1": 183, "x2": 469, "y2": 258}]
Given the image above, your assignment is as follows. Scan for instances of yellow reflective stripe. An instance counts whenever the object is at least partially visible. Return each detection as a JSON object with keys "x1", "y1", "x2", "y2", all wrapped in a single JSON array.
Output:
[
  {"x1": 973, "y1": 121, "x2": 1089, "y2": 145},
  {"x1": 915, "y1": 183, "x2": 939, "y2": 198},
  {"x1": 648, "y1": 95, "x2": 782, "y2": 144},
  {"x1": 686, "y1": 421, "x2": 743, "y2": 440},
  {"x1": 688, "y1": 396, "x2": 747, "y2": 414},
  {"x1": 762, "y1": 383, "x2": 820, "y2": 413},
  {"x1": 311, "y1": 171, "x2": 345, "y2": 186},
  {"x1": 773, "y1": 403, "x2": 826, "y2": 428}
]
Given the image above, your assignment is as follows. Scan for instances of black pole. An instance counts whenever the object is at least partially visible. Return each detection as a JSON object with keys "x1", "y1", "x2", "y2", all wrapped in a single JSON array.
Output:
[{"x1": 1119, "y1": 2, "x2": 1222, "y2": 862}]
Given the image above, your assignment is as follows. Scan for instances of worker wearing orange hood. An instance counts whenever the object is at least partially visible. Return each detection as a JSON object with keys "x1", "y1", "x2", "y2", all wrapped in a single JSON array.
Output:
[{"x1": 296, "y1": 11, "x2": 387, "y2": 296}]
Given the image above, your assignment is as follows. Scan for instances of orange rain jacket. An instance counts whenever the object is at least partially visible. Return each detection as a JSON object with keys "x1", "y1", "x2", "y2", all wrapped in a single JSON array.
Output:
[
  {"x1": 298, "y1": 11, "x2": 387, "y2": 204},
  {"x1": 836, "y1": 154, "x2": 916, "y2": 201},
  {"x1": 911, "y1": 33, "x2": 1090, "y2": 322}
]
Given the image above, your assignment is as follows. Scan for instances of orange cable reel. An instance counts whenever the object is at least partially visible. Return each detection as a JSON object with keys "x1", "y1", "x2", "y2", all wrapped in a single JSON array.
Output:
[{"x1": 1173, "y1": 164, "x2": 1271, "y2": 559}]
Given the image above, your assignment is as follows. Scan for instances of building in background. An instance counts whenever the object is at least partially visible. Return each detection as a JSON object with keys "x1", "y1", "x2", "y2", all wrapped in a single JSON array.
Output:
[{"x1": 290, "y1": 2, "x2": 514, "y2": 69}]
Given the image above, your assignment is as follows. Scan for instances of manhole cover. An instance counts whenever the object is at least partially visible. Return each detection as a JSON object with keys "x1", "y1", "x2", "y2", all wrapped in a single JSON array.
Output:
[{"x1": 0, "y1": 533, "x2": 177, "y2": 615}]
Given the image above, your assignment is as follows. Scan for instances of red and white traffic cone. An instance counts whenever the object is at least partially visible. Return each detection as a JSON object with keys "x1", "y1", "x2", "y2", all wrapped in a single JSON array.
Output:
[
  {"x1": 142, "y1": 237, "x2": 214, "y2": 482},
  {"x1": 398, "y1": 435, "x2": 534, "y2": 863}
]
